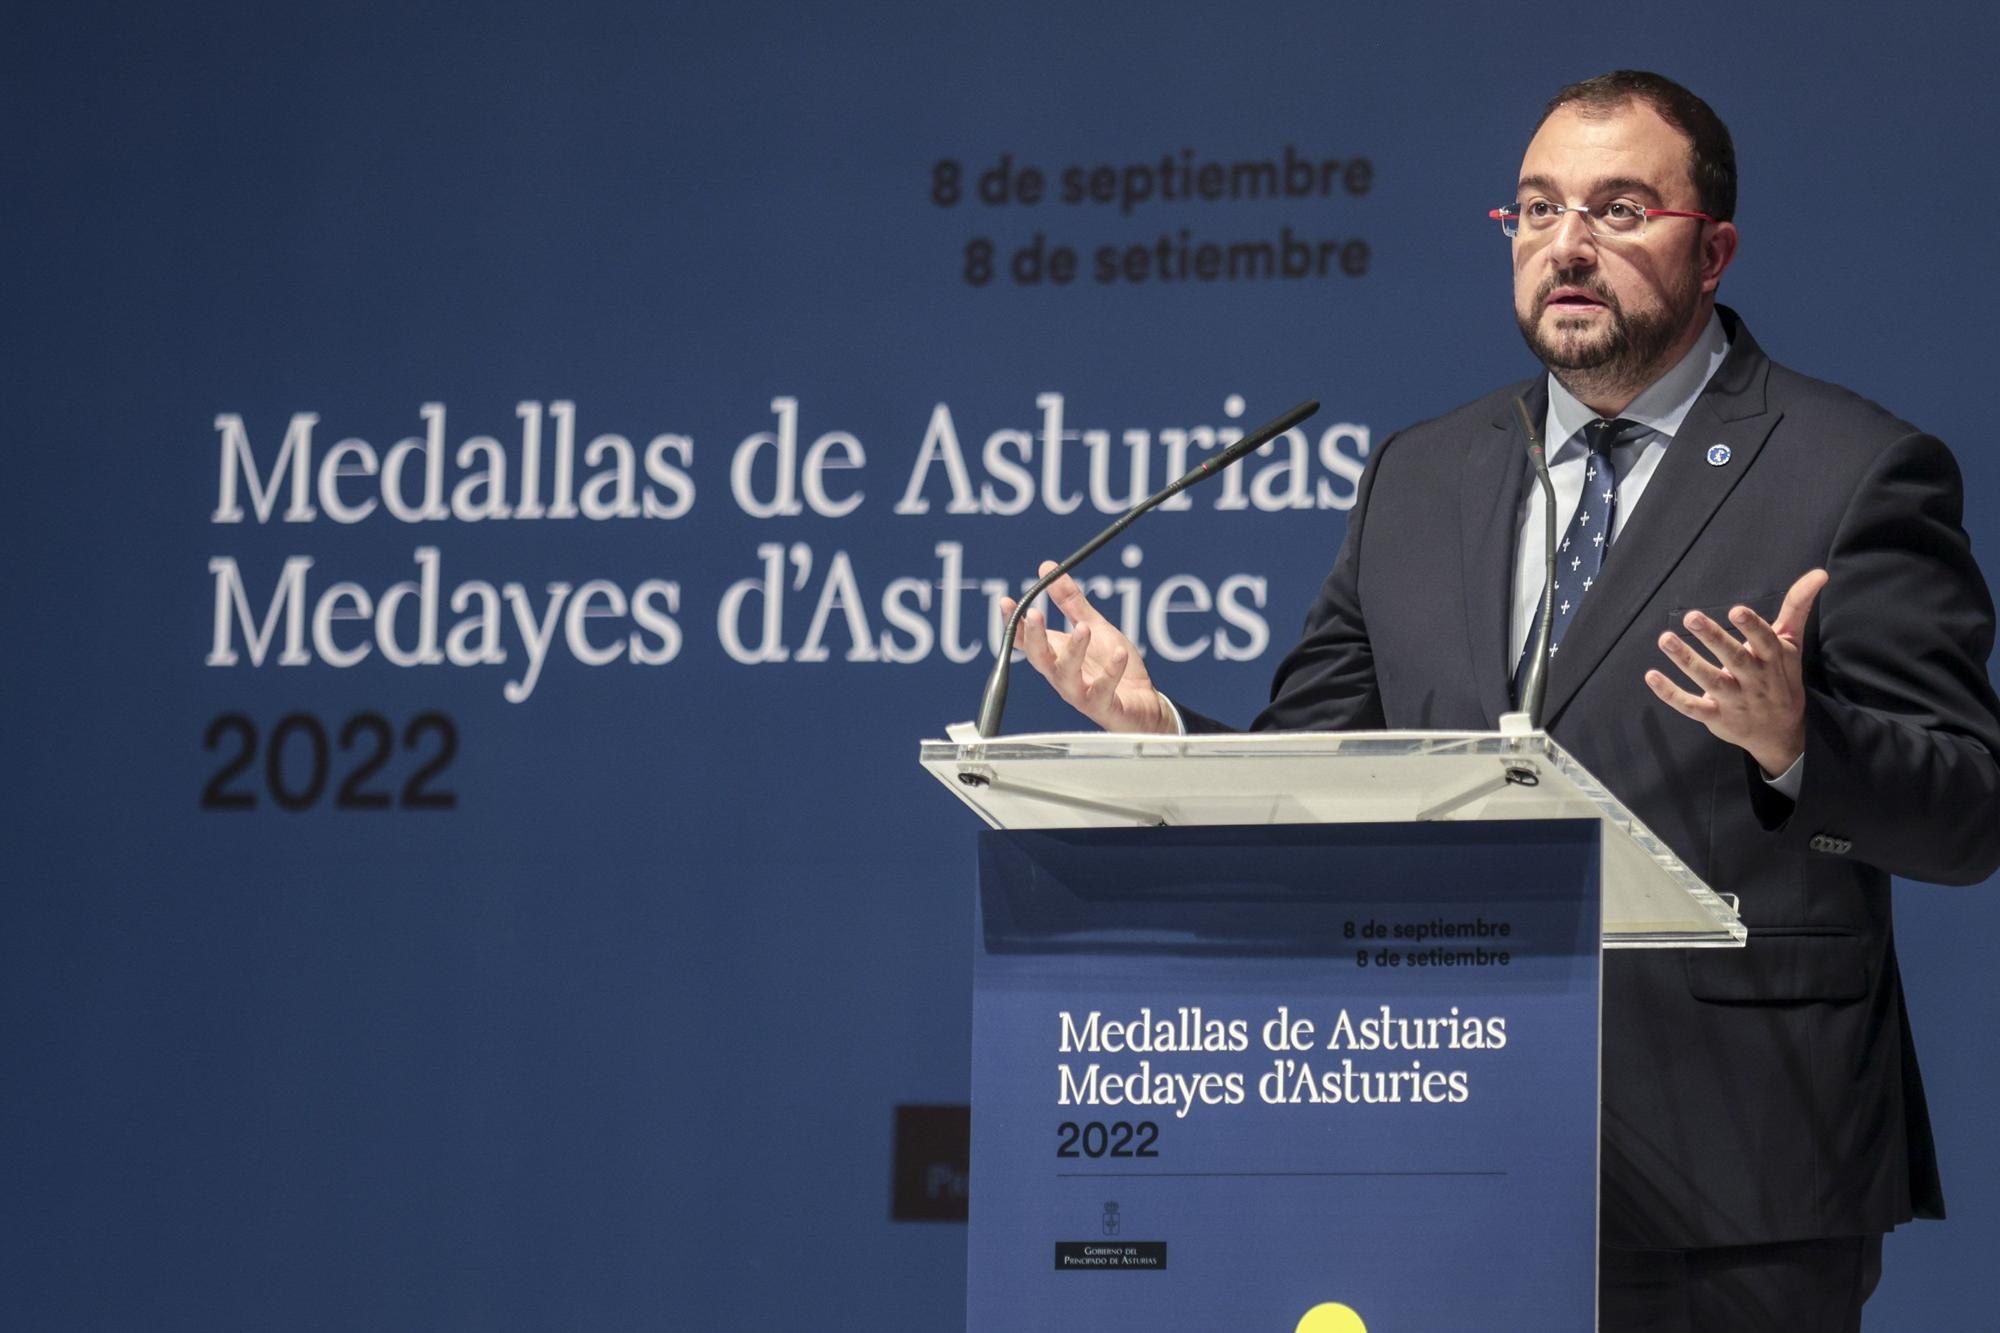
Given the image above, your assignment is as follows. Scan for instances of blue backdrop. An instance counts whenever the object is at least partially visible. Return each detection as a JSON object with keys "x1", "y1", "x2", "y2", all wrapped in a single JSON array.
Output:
[{"x1": 6, "y1": 3, "x2": 1997, "y2": 1328}]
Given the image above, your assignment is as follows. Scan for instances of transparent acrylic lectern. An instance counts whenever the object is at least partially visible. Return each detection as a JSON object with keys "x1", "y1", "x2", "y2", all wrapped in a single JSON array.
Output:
[{"x1": 921, "y1": 728, "x2": 1745, "y2": 948}]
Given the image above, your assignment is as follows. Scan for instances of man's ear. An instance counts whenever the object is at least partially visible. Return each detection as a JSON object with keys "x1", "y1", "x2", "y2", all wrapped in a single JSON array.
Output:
[{"x1": 1700, "y1": 221, "x2": 1739, "y2": 293}]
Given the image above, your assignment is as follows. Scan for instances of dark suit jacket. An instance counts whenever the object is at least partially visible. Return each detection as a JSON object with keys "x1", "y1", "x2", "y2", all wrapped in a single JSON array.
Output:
[{"x1": 1187, "y1": 307, "x2": 2000, "y2": 1248}]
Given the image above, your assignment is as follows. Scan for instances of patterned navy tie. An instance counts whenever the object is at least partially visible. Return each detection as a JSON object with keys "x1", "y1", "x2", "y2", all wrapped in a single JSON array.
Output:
[{"x1": 1514, "y1": 417, "x2": 1644, "y2": 704}]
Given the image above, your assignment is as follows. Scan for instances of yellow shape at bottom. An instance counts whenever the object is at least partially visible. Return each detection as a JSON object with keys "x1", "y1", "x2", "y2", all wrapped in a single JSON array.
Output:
[{"x1": 1295, "y1": 1303, "x2": 1368, "y2": 1333}]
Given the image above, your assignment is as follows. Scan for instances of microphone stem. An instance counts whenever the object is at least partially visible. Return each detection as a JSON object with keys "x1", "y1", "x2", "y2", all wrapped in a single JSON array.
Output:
[{"x1": 1516, "y1": 396, "x2": 1557, "y2": 728}]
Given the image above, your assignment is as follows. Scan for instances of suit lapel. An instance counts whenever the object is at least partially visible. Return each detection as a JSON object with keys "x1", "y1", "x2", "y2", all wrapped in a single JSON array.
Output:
[
  {"x1": 1539, "y1": 316, "x2": 1779, "y2": 728},
  {"x1": 1462, "y1": 381, "x2": 1542, "y2": 727}
]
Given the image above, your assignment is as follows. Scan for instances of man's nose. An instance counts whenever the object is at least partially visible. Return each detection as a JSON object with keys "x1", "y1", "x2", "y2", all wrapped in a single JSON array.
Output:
[{"x1": 1546, "y1": 208, "x2": 1599, "y2": 269}]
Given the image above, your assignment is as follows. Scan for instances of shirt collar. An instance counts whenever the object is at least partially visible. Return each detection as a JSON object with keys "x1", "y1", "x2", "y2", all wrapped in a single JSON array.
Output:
[{"x1": 1543, "y1": 310, "x2": 1731, "y2": 455}]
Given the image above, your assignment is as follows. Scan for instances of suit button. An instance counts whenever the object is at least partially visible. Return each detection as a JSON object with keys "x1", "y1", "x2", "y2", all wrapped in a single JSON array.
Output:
[{"x1": 1810, "y1": 834, "x2": 1851, "y2": 855}]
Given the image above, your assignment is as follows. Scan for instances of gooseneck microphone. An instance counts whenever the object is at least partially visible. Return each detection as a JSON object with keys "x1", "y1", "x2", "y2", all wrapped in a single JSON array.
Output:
[
  {"x1": 974, "y1": 398, "x2": 1320, "y2": 738},
  {"x1": 1515, "y1": 395, "x2": 1558, "y2": 729}
]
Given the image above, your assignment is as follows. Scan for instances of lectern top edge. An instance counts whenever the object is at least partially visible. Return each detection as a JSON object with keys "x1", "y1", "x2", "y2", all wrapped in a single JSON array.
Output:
[{"x1": 919, "y1": 726, "x2": 1747, "y2": 950}]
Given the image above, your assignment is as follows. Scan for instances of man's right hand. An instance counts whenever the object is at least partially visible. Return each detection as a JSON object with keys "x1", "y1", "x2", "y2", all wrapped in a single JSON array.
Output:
[{"x1": 1000, "y1": 562, "x2": 1175, "y2": 734}]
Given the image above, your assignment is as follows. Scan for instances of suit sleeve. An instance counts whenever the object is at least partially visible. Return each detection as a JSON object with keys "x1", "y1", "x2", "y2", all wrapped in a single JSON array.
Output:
[
  {"x1": 1173, "y1": 433, "x2": 1397, "y2": 735},
  {"x1": 1749, "y1": 430, "x2": 2000, "y2": 884},
  {"x1": 1245, "y1": 431, "x2": 1395, "y2": 733}
]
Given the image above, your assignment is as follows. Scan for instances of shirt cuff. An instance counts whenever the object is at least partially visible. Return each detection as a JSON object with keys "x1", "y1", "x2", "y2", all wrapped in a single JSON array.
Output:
[
  {"x1": 1763, "y1": 753, "x2": 1804, "y2": 799},
  {"x1": 1158, "y1": 693, "x2": 1188, "y2": 736}
]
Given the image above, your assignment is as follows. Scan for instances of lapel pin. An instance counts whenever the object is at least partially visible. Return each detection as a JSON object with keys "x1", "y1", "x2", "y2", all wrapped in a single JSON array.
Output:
[{"x1": 1706, "y1": 443, "x2": 1731, "y2": 466}]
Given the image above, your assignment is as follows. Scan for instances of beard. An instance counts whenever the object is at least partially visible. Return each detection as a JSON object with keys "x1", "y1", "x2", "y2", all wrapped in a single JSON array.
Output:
[{"x1": 1515, "y1": 254, "x2": 1703, "y2": 387}]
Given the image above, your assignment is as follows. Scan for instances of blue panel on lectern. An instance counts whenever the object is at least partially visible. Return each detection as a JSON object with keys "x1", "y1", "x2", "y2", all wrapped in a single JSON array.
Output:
[{"x1": 969, "y1": 822, "x2": 1600, "y2": 1331}]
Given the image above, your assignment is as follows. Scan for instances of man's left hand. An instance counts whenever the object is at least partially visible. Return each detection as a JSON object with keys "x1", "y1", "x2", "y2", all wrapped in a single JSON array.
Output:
[{"x1": 1645, "y1": 568, "x2": 1828, "y2": 777}]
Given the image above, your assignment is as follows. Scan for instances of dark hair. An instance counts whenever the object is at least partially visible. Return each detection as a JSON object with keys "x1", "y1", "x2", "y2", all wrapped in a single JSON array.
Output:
[{"x1": 1538, "y1": 71, "x2": 1737, "y2": 222}]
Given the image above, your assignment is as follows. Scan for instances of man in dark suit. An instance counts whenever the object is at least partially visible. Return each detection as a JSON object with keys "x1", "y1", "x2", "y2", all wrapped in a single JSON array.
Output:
[{"x1": 1003, "y1": 71, "x2": 2000, "y2": 1330}]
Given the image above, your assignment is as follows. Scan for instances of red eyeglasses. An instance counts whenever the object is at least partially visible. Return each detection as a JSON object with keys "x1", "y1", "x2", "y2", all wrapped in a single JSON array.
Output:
[{"x1": 1489, "y1": 200, "x2": 1714, "y2": 239}]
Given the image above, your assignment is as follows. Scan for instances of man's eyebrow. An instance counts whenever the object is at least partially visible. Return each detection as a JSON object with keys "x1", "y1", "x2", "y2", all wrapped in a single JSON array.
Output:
[{"x1": 1515, "y1": 174, "x2": 1667, "y2": 203}]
